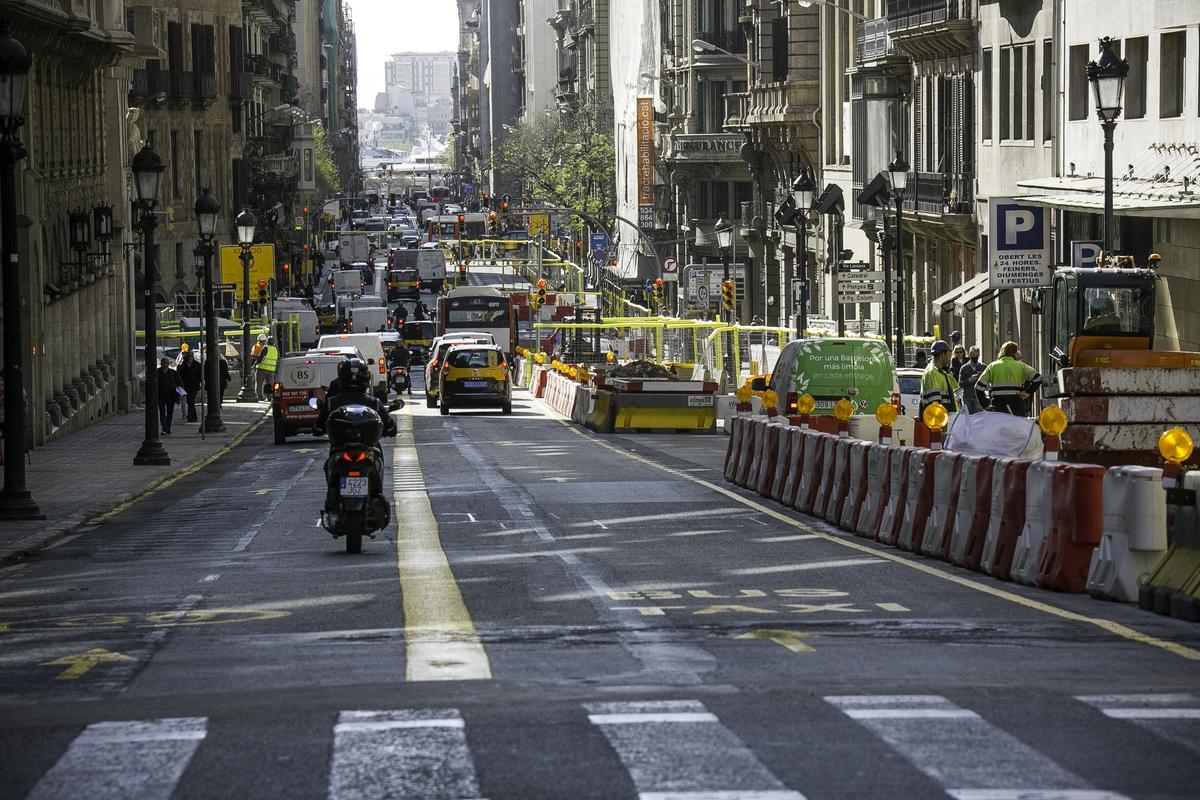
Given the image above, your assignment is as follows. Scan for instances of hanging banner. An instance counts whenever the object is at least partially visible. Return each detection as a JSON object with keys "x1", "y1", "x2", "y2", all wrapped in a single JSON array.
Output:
[
  {"x1": 988, "y1": 197, "x2": 1051, "y2": 288},
  {"x1": 637, "y1": 97, "x2": 654, "y2": 230}
]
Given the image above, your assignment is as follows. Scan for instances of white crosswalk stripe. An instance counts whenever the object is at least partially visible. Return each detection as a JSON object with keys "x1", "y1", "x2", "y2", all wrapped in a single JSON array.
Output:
[
  {"x1": 25, "y1": 717, "x2": 207, "y2": 800},
  {"x1": 327, "y1": 709, "x2": 484, "y2": 800},
  {"x1": 825, "y1": 695, "x2": 1129, "y2": 800},
  {"x1": 585, "y1": 699, "x2": 806, "y2": 800},
  {"x1": 1076, "y1": 693, "x2": 1200, "y2": 756}
]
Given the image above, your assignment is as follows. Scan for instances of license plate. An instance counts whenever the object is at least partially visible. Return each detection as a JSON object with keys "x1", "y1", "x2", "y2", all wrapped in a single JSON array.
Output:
[
  {"x1": 288, "y1": 404, "x2": 312, "y2": 413},
  {"x1": 340, "y1": 477, "x2": 369, "y2": 498},
  {"x1": 687, "y1": 395, "x2": 714, "y2": 407},
  {"x1": 463, "y1": 380, "x2": 488, "y2": 388}
]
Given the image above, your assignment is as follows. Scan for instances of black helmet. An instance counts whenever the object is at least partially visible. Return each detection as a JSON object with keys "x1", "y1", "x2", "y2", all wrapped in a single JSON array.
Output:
[{"x1": 337, "y1": 358, "x2": 372, "y2": 392}]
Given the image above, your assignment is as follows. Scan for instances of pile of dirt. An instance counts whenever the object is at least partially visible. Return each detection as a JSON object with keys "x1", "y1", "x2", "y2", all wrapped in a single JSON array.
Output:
[{"x1": 606, "y1": 360, "x2": 675, "y2": 379}]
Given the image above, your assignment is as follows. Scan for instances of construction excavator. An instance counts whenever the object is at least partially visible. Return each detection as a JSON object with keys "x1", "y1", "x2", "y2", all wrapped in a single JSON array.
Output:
[{"x1": 1036, "y1": 254, "x2": 1200, "y2": 466}]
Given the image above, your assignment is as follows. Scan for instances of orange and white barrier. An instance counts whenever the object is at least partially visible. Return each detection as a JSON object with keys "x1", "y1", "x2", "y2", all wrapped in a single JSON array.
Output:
[
  {"x1": 921, "y1": 452, "x2": 963, "y2": 560},
  {"x1": 811, "y1": 436, "x2": 839, "y2": 519},
  {"x1": 839, "y1": 441, "x2": 871, "y2": 531},
  {"x1": 779, "y1": 429, "x2": 808, "y2": 507},
  {"x1": 947, "y1": 454, "x2": 996, "y2": 569},
  {"x1": 1087, "y1": 465, "x2": 1168, "y2": 602},
  {"x1": 857, "y1": 444, "x2": 892, "y2": 539},
  {"x1": 795, "y1": 432, "x2": 832, "y2": 514},
  {"x1": 897, "y1": 449, "x2": 937, "y2": 552},
  {"x1": 768, "y1": 424, "x2": 797, "y2": 501},
  {"x1": 1010, "y1": 460, "x2": 1060, "y2": 586},
  {"x1": 980, "y1": 458, "x2": 1032, "y2": 580},
  {"x1": 823, "y1": 438, "x2": 853, "y2": 525},
  {"x1": 755, "y1": 421, "x2": 788, "y2": 496},
  {"x1": 877, "y1": 445, "x2": 913, "y2": 546},
  {"x1": 1036, "y1": 463, "x2": 1106, "y2": 592}
]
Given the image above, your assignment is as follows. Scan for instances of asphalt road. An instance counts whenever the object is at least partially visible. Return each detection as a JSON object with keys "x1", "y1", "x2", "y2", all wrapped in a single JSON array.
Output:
[{"x1": 2, "y1": 320, "x2": 1200, "y2": 798}]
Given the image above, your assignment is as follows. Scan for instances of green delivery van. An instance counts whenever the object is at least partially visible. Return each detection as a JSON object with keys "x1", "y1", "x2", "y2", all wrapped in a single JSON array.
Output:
[{"x1": 760, "y1": 337, "x2": 897, "y2": 416}]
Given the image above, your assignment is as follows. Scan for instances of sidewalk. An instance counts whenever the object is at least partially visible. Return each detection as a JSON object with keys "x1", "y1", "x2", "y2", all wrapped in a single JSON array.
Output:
[{"x1": 0, "y1": 401, "x2": 270, "y2": 560}]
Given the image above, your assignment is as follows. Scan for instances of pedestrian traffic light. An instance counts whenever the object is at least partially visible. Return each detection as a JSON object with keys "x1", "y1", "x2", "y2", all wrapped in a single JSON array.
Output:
[{"x1": 722, "y1": 280, "x2": 735, "y2": 312}]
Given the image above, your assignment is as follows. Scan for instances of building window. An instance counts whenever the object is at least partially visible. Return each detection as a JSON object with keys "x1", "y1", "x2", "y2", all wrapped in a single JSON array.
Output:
[
  {"x1": 1042, "y1": 40, "x2": 1053, "y2": 141},
  {"x1": 981, "y1": 48, "x2": 992, "y2": 141},
  {"x1": 1068, "y1": 44, "x2": 1089, "y2": 120},
  {"x1": 193, "y1": 130, "x2": 204, "y2": 193},
  {"x1": 175, "y1": 241, "x2": 184, "y2": 279},
  {"x1": 1012, "y1": 46, "x2": 1024, "y2": 139},
  {"x1": 771, "y1": 15, "x2": 788, "y2": 81},
  {"x1": 1124, "y1": 36, "x2": 1148, "y2": 119},
  {"x1": 1025, "y1": 44, "x2": 1036, "y2": 140},
  {"x1": 170, "y1": 130, "x2": 180, "y2": 201},
  {"x1": 999, "y1": 47, "x2": 1010, "y2": 138},
  {"x1": 1160, "y1": 31, "x2": 1185, "y2": 118}
]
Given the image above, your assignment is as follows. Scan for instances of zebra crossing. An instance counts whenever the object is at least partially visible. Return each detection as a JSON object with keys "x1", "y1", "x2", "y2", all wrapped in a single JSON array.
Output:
[{"x1": 16, "y1": 694, "x2": 1199, "y2": 799}]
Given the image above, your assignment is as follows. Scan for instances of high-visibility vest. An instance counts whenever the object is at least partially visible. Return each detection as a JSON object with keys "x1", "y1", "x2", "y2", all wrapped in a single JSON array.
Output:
[
  {"x1": 976, "y1": 356, "x2": 1038, "y2": 402},
  {"x1": 920, "y1": 362, "x2": 959, "y2": 412},
  {"x1": 258, "y1": 345, "x2": 278, "y2": 372}
]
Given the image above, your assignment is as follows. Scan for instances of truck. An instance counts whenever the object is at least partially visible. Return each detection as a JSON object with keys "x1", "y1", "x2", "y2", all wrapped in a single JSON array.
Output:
[
  {"x1": 1035, "y1": 255, "x2": 1200, "y2": 465},
  {"x1": 332, "y1": 269, "x2": 364, "y2": 297},
  {"x1": 348, "y1": 305, "x2": 389, "y2": 334},
  {"x1": 391, "y1": 248, "x2": 447, "y2": 290},
  {"x1": 337, "y1": 231, "x2": 370, "y2": 265}
]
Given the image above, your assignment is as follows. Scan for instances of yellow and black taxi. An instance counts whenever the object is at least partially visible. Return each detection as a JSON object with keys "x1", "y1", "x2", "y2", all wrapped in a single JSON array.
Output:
[
  {"x1": 439, "y1": 344, "x2": 512, "y2": 416},
  {"x1": 387, "y1": 268, "x2": 420, "y2": 302}
]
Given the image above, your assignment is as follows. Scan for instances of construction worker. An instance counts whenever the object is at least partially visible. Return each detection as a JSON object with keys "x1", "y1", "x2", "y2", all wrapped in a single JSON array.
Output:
[
  {"x1": 977, "y1": 340, "x2": 1042, "y2": 416},
  {"x1": 254, "y1": 335, "x2": 279, "y2": 400},
  {"x1": 919, "y1": 339, "x2": 959, "y2": 415}
]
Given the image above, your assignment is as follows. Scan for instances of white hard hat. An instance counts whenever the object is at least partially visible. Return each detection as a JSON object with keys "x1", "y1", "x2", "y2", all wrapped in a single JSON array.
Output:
[{"x1": 257, "y1": 334, "x2": 267, "y2": 342}]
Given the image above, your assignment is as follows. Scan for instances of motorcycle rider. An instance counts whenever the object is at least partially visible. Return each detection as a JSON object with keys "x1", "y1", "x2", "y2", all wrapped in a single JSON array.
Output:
[
  {"x1": 316, "y1": 358, "x2": 396, "y2": 515},
  {"x1": 386, "y1": 338, "x2": 413, "y2": 394}
]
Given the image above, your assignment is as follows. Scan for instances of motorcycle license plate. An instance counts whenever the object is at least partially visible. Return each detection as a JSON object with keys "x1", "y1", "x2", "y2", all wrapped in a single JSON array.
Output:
[
  {"x1": 340, "y1": 477, "x2": 369, "y2": 498},
  {"x1": 463, "y1": 380, "x2": 488, "y2": 388}
]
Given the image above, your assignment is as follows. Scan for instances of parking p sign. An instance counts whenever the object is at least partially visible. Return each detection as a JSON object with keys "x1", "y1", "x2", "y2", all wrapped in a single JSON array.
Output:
[{"x1": 988, "y1": 197, "x2": 1050, "y2": 289}]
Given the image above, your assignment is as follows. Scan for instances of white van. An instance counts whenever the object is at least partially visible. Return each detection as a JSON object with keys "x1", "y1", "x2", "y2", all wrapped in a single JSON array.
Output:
[
  {"x1": 316, "y1": 333, "x2": 389, "y2": 400},
  {"x1": 348, "y1": 306, "x2": 388, "y2": 334}
]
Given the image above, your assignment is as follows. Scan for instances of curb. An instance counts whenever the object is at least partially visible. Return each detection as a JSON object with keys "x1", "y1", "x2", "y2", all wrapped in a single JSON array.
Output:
[{"x1": 0, "y1": 409, "x2": 270, "y2": 562}]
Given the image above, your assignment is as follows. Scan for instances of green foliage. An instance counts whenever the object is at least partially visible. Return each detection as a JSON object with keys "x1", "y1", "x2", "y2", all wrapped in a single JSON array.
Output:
[
  {"x1": 314, "y1": 123, "x2": 341, "y2": 196},
  {"x1": 490, "y1": 107, "x2": 616, "y2": 225}
]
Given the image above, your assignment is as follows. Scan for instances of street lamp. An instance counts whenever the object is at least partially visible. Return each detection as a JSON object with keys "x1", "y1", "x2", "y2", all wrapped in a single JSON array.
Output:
[
  {"x1": 1086, "y1": 36, "x2": 1128, "y2": 254},
  {"x1": 790, "y1": 167, "x2": 816, "y2": 339},
  {"x1": 714, "y1": 216, "x2": 735, "y2": 380},
  {"x1": 888, "y1": 152, "x2": 910, "y2": 365},
  {"x1": 691, "y1": 38, "x2": 759, "y2": 77},
  {"x1": 234, "y1": 208, "x2": 258, "y2": 403},
  {"x1": 814, "y1": 183, "x2": 846, "y2": 336},
  {"x1": 130, "y1": 143, "x2": 170, "y2": 466},
  {"x1": 195, "y1": 188, "x2": 224, "y2": 432},
  {"x1": 0, "y1": 21, "x2": 41, "y2": 519}
]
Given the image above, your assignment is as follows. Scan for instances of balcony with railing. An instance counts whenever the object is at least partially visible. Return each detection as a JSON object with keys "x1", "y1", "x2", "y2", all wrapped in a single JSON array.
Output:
[
  {"x1": 901, "y1": 171, "x2": 974, "y2": 216},
  {"x1": 129, "y1": 67, "x2": 164, "y2": 102},
  {"x1": 723, "y1": 91, "x2": 749, "y2": 130},
  {"x1": 856, "y1": 18, "x2": 899, "y2": 63},
  {"x1": 885, "y1": 0, "x2": 975, "y2": 59},
  {"x1": 745, "y1": 80, "x2": 817, "y2": 126}
]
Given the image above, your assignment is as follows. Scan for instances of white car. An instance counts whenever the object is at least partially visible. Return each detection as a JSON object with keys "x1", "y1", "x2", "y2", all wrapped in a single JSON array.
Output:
[{"x1": 897, "y1": 367, "x2": 923, "y2": 417}]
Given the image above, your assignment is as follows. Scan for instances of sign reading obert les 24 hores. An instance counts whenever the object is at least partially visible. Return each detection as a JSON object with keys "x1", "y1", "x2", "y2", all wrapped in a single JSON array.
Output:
[{"x1": 988, "y1": 198, "x2": 1051, "y2": 289}]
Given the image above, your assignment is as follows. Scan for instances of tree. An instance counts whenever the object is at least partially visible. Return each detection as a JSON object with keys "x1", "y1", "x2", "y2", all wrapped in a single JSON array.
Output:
[
  {"x1": 490, "y1": 107, "x2": 616, "y2": 225},
  {"x1": 314, "y1": 123, "x2": 341, "y2": 197}
]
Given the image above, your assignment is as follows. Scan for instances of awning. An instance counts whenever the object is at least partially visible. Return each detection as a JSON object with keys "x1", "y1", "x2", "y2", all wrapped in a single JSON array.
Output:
[
  {"x1": 1017, "y1": 192, "x2": 1200, "y2": 219},
  {"x1": 931, "y1": 272, "x2": 986, "y2": 315}
]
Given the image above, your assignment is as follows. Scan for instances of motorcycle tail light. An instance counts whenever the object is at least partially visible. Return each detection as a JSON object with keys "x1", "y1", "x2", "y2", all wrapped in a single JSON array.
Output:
[
  {"x1": 340, "y1": 451, "x2": 368, "y2": 463},
  {"x1": 347, "y1": 471, "x2": 361, "y2": 477}
]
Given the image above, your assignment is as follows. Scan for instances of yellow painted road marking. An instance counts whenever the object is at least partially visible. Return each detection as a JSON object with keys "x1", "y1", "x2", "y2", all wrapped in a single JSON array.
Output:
[
  {"x1": 559, "y1": 422, "x2": 1200, "y2": 663},
  {"x1": 737, "y1": 629, "x2": 817, "y2": 653},
  {"x1": 394, "y1": 410, "x2": 491, "y2": 682},
  {"x1": 40, "y1": 647, "x2": 135, "y2": 680}
]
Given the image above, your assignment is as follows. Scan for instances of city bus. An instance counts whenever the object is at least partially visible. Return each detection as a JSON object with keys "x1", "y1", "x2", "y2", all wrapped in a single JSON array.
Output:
[
  {"x1": 426, "y1": 213, "x2": 487, "y2": 242},
  {"x1": 437, "y1": 286, "x2": 516, "y2": 355}
]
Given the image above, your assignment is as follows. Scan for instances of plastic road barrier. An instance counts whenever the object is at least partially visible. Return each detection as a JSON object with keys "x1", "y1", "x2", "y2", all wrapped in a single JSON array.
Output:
[
  {"x1": 795, "y1": 432, "x2": 830, "y2": 514},
  {"x1": 532, "y1": 367, "x2": 547, "y2": 398},
  {"x1": 877, "y1": 446, "x2": 913, "y2": 546},
  {"x1": 730, "y1": 417, "x2": 757, "y2": 487},
  {"x1": 822, "y1": 438, "x2": 852, "y2": 524},
  {"x1": 948, "y1": 455, "x2": 995, "y2": 569},
  {"x1": 1011, "y1": 460, "x2": 1061, "y2": 586},
  {"x1": 724, "y1": 417, "x2": 744, "y2": 484},
  {"x1": 1037, "y1": 463, "x2": 1106, "y2": 592},
  {"x1": 812, "y1": 436, "x2": 840, "y2": 519},
  {"x1": 756, "y1": 422, "x2": 786, "y2": 496},
  {"x1": 980, "y1": 459, "x2": 1032, "y2": 580},
  {"x1": 1087, "y1": 465, "x2": 1167, "y2": 602},
  {"x1": 897, "y1": 449, "x2": 937, "y2": 552},
  {"x1": 737, "y1": 419, "x2": 764, "y2": 488},
  {"x1": 857, "y1": 444, "x2": 892, "y2": 539},
  {"x1": 780, "y1": 429, "x2": 809, "y2": 507},
  {"x1": 571, "y1": 385, "x2": 593, "y2": 425},
  {"x1": 840, "y1": 441, "x2": 871, "y2": 531},
  {"x1": 609, "y1": 379, "x2": 718, "y2": 433},
  {"x1": 922, "y1": 452, "x2": 964, "y2": 560},
  {"x1": 586, "y1": 389, "x2": 616, "y2": 434},
  {"x1": 1140, "y1": 470, "x2": 1200, "y2": 620},
  {"x1": 769, "y1": 424, "x2": 796, "y2": 501}
]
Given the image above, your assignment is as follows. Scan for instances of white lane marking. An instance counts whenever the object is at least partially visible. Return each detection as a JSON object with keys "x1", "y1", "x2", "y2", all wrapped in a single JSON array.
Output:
[
  {"x1": 589, "y1": 712, "x2": 720, "y2": 725},
  {"x1": 876, "y1": 602, "x2": 911, "y2": 612},
  {"x1": 200, "y1": 574, "x2": 221, "y2": 583},
  {"x1": 827, "y1": 695, "x2": 1125, "y2": 798},
  {"x1": 329, "y1": 710, "x2": 483, "y2": 800},
  {"x1": 569, "y1": 508, "x2": 746, "y2": 528},
  {"x1": 753, "y1": 535, "x2": 820, "y2": 543},
  {"x1": 585, "y1": 701, "x2": 805, "y2": 799},
  {"x1": 728, "y1": 558, "x2": 886, "y2": 575},
  {"x1": 1076, "y1": 693, "x2": 1200, "y2": 755},
  {"x1": 25, "y1": 718, "x2": 207, "y2": 800}
]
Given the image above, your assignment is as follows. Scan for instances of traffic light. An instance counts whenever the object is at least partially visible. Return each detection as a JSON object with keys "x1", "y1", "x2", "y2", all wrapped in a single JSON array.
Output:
[
  {"x1": 501, "y1": 193, "x2": 511, "y2": 213},
  {"x1": 722, "y1": 280, "x2": 735, "y2": 312},
  {"x1": 487, "y1": 211, "x2": 497, "y2": 233},
  {"x1": 535, "y1": 278, "x2": 547, "y2": 310},
  {"x1": 257, "y1": 279, "x2": 268, "y2": 304},
  {"x1": 481, "y1": 192, "x2": 490, "y2": 206},
  {"x1": 457, "y1": 213, "x2": 466, "y2": 225},
  {"x1": 653, "y1": 278, "x2": 664, "y2": 307}
]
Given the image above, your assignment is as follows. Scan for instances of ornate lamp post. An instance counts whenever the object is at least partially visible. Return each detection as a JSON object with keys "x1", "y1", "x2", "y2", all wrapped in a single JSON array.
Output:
[
  {"x1": 0, "y1": 21, "x2": 41, "y2": 519},
  {"x1": 888, "y1": 152, "x2": 910, "y2": 364},
  {"x1": 234, "y1": 209, "x2": 258, "y2": 402},
  {"x1": 131, "y1": 143, "x2": 170, "y2": 465},
  {"x1": 790, "y1": 167, "x2": 816, "y2": 339},
  {"x1": 195, "y1": 188, "x2": 224, "y2": 432},
  {"x1": 1086, "y1": 37, "x2": 1128, "y2": 254},
  {"x1": 715, "y1": 216, "x2": 734, "y2": 317}
]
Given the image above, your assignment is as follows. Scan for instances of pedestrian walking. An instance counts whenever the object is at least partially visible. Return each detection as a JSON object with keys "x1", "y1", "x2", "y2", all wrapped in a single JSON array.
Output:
[
  {"x1": 255, "y1": 336, "x2": 279, "y2": 399},
  {"x1": 957, "y1": 345, "x2": 987, "y2": 413},
  {"x1": 977, "y1": 341, "x2": 1042, "y2": 416},
  {"x1": 156, "y1": 357, "x2": 181, "y2": 435},
  {"x1": 950, "y1": 344, "x2": 967, "y2": 378},
  {"x1": 219, "y1": 354, "x2": 232, "y2": 398},
  {"x1": 919, "y1": 340, "x2": 959, "y2": 414},
  {"x1": 177, "y1": 347, "x2": 203, "y2": 422}
]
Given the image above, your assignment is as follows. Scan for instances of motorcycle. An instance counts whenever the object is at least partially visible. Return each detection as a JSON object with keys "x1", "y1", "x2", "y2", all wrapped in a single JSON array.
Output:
[
  {"x1": 312, "y1": 398, "x2": 393, "y2": 553},
  {"x1": 389, "y1": 365, "x2": 412, "y2": 395}
]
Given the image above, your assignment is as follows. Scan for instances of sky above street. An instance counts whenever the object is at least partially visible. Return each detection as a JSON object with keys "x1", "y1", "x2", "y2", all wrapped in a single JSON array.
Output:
[{"x1": 349, "y1": 0, "x2": 458, "y2": 105}]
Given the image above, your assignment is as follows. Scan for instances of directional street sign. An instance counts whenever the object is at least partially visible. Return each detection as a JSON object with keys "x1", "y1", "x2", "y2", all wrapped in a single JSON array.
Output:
[
  {"x1": 837, "y1": 270, "x2": 887, "y2": 282},
  {"x1": 839, "y1": 292, "x2": 887, "y2": 304}
]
